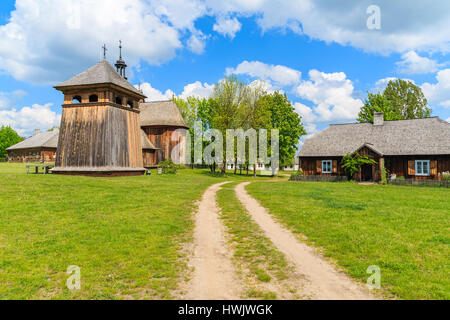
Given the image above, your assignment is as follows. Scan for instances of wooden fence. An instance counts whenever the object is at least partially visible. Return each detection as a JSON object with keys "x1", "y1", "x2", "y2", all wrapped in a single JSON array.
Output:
[{"x1": 388, "y1": 179, "x2": 450, "y2": 188}]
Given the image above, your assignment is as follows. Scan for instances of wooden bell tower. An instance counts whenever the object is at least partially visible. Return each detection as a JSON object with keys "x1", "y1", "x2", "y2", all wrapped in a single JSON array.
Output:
[{"x1": 52, "y1": 45, "x2": 147, "y2": 176}]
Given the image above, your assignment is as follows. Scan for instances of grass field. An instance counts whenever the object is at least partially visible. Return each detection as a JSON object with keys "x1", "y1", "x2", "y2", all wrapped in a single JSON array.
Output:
[
  {"x1": 246, "y1": 181, "x2": 450, "y2": 300},
  {"x1": 1, "y1": 163, "x2": 448, "y2": 300},
  {"x1": 0, "y1": 163, "x2": 276, "y2": 299}
]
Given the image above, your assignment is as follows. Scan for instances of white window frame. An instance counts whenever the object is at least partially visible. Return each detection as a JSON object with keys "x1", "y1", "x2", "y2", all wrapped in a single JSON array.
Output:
[
  {"x1": 322, "y1": 160, "x2": 333, "y2": 174},
  {"x1": 415, "y1": 160, "x2": 430, "y2": 176}
]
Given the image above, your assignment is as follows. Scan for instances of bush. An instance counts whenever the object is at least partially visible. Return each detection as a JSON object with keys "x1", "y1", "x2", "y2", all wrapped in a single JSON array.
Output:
[
  {"x1": 159, "y1": 159, "x2": 178, "y2": 174},
  {"x1": 341, "y1": 152, "x2": 376, "y2": 180},
  {"x1": 442, "y1": 172, "x2": 450, "y2": 181},
  {"x1": 291, "y1": 168, "x2": 304, "y2": 177}
]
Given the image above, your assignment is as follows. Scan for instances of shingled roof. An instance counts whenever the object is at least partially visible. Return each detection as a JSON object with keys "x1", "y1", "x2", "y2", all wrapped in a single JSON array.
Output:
[
  {"x1": 141, "y1": 130, "x2": 157, "y2": 150},
  {"x1": 54, "y1": 60, "x2": 145, "y2": 97},
  {"x1": 7, "y1": 130, "x2": 59, "y2": 151},
  {"x1": 140, "y1": 100, "x2": 189, "y2": 129},
  {"x1": 299, "y1": 117, "x2": 450, "y2": 157}
]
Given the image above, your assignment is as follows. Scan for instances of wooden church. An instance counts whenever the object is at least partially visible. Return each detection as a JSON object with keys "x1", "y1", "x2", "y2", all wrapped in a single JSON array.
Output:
[{"x1": 50, "y1": 44, "x2": 188, "y2": 176}]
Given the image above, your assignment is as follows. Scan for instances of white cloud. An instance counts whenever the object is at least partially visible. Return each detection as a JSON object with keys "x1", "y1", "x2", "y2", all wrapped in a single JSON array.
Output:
[
  {"x1": 396, "y1": 51, "x2": 439, "y2": 74},
  {"x1": 248, "y1": 79, "x2": 280, "y2": 94},
  {"x1": 180, "y1": 81, "x2": 214, "y2": 99},
  {"x1": 227, "y1": 61, "x2": 301, "y2": 86},
  {"x1": 208, "y1": 1, "x2": 450, "y2": 54},
  {"x1": 213, "y1": 16, "x2": 242, "y2": 39},
  {"x1": 294, "y1": 70, "x2": 363, "y2": 122},
  {"x1": 373, "y1": 77, "x2": 416, "y2": 93},
  {"x1": 1, "y1": 1, "x2": 450, "y2": 85},
  {"x1": 421, "y1": 69, "x2": 450, "y2": 108},
  {"x1": 138, "y1": 81, "x2": 214, "y2": 101},
  {"x1": 0, "y1": 103, "x2": 61, "y2": 136},
  {"x1": 0, "y1": 0, "x2": 190, "y2": 84},
  {"x1": 138, "y1": 83, "x2": 175, "y2": 102},
  {"x1": 294, "y1": 102, "x2": 317, "y2": 123},
  {"x1": 187, "y1": 31, "x2": 208, "y2": 54},
  {"x1": 446, "y1": 117, "x2": 450, "y2": 123}
]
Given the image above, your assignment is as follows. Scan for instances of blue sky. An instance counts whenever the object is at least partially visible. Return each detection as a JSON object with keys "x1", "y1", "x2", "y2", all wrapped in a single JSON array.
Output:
[{"x1": 0, "y1": 0, "x2": 449, "y2": 142}]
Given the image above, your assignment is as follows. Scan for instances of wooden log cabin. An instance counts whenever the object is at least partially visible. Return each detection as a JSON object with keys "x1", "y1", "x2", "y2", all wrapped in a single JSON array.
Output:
[
  {"x1": 140, "y1": 100, "x2": 189, "y2": 165},
  {"x1": 299, "y1": 113, "x2": 450, "y2": 182},
  {"x1": 6, "y1": 129, "x2": 59, "y2": 163}
]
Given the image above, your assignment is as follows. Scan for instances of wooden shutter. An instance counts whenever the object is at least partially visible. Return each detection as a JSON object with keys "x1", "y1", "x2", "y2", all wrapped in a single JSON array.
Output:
[
  {"x1": 408, "y1": 160, "x2": 415, "y2": 176},
  {"x1": 316, "y1": 160, "x2": 322, "y2": 174},
  {"x1": 430, "y1": 160, "x2": 437, "y2": 176},
  {"x1": 332, "y1": 160, "x2": 338, "y2": 174}
]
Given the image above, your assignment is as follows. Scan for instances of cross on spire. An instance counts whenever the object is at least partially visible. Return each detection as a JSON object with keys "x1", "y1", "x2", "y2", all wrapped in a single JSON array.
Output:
[
  {"x1": 102, "y1": 44, "x2": 107, "y2": 60},
  {"x1": 115, "y1": 40, "x2": 127, "y2": 80}
]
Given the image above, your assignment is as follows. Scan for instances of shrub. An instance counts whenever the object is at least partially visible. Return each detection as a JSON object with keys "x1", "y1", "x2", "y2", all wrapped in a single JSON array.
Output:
[
  {"x1": 159, "y1": 159, "x2": 178, "y2": 174},
  {"x1": 442, "y1": 172, "x2": 450, "y2": 181},
  {"x1": 291, "y1": 168, "x2": 304, "y2": 177},
  {"x1": 341, "y1": 152, "x2": 376, "y2": 180}
]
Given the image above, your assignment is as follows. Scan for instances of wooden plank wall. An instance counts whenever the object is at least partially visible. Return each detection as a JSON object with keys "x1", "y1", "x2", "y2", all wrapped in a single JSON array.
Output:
[
  {"x1": 56, "y1": 105, "x2": 143, "y2": 168},
  {"x1": 386, "y1": 155, "x2": 450, "y2": 180},
  {"x1": 8, "y1": 148, "x2": 56, "y2": 163},
  {"x1": 300, "y1": 157, "x2": 345, "y2": 176},
  {"x1": 143, "y1": 126, "x2": 187, "y2": 164},
  {"x1": 142, "y1": 150, "x2": 157, "y2": 167}
]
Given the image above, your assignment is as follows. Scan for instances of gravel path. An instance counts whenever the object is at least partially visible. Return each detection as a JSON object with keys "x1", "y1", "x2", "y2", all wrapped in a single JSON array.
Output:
[
  {"x1": 235, "y1": 182, "x2": 376, "y2": 300},
  {"x1": 183, "y1": 182, "x2": 244, "y2": 300}
]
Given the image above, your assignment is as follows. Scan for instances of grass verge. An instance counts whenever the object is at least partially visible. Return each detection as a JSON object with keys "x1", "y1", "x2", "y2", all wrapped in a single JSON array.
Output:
[{"x1": 246, "y1": 181, "x2": 450, "y2": 300}]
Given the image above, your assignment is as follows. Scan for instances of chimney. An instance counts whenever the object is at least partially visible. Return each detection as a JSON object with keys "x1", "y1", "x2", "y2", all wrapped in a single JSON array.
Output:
[
  {"x1": 374, "y1": 112, "x2": 384, "y2": 126},
  {"x1": 34, "y1": 129, "x2": 40, "y2": 136}
]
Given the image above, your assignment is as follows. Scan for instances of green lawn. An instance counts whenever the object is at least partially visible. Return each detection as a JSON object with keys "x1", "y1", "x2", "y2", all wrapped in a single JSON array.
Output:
[
  {"x1": 246, "y1": 181, "x2": 450, "y2": 300},
  {"x1": 0, "y1": 163, "x2": 261, "y2": 300}
]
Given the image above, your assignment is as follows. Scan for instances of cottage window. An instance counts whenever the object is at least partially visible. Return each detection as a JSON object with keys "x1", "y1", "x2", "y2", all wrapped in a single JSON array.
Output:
[
  {"x1": 89, "y1": 94, "x2": 98, "y2": 102},
  {"x1": 322, "y1": 160, "x2": 332, "y2": 173},
  {"x1": 115, "y1": 97, "x2": 123, "y2": 105},
  {"x1": 72, "y1": 96, "x2": 82, "y2": 103},
  {"x1": 415, "y1": 160, "x2": 430, "y2": 176}
]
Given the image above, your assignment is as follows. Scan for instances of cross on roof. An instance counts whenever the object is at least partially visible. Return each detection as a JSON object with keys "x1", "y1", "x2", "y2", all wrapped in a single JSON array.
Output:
[{"x1": 102, "y1": 44, "x2": 107, "y2": 60}]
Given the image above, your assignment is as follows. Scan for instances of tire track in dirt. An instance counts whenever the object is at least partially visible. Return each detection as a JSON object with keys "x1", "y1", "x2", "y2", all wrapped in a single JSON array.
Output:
[
  {"x1": 183, "y1": 182, "x2": 244, "y2": 300},
  {"x1": 235, "y1": 182, "x2": 376, "y2": 300}
]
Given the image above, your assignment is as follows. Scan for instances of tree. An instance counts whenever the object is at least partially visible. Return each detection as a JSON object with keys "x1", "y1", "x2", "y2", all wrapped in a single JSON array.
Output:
[
  {"x1": 0, "y1": 126, "x2": 23, "y2": 160},
  {"x1": 383, "y1": 79, "x2": 432, "y2": 119},
  {"x1": 209, "y1": 76, "x2": 248, "y2": 174},
  {"x1": 357, "y1": 92, "x2": 402, "y2": 123},
  {"x1": 242, "y1": 84, "x2": 271, "y2": 177},
  {"x1": 261, "y1": 92, "x2": 306, "y2": 168}
]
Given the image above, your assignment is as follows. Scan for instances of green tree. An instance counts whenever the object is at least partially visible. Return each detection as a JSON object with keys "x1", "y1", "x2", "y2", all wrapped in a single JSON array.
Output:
[
  {"x1": 357, "y1": 92, "x2": 402, "y2": 123},
  {"x1": 209, "y1": 76, "x2": 248, "y2": 174},
  {"x1": 383, "y1": 79, "x2": 432, "y2": 119},
  {"x1": 175, "y1": 97, "x2": 213, "y2": 167},
  {"x1": 0, "y1": 126, "x2": 23, "y2": 160},
  {"x1": 242, "y1": 84, "x2": 271, "y2": 177},
  {"x1": 341, "y1": 153, "x2": 376, "y2": 180},
  {"x1": 261, "y1": 92, "x2": 306, "y2": 168}
]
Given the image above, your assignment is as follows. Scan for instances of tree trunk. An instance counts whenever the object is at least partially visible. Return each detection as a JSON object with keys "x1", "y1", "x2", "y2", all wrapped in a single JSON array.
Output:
[{"x1": 254, "y1": 165, "x2": 256, "y2": 177}]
